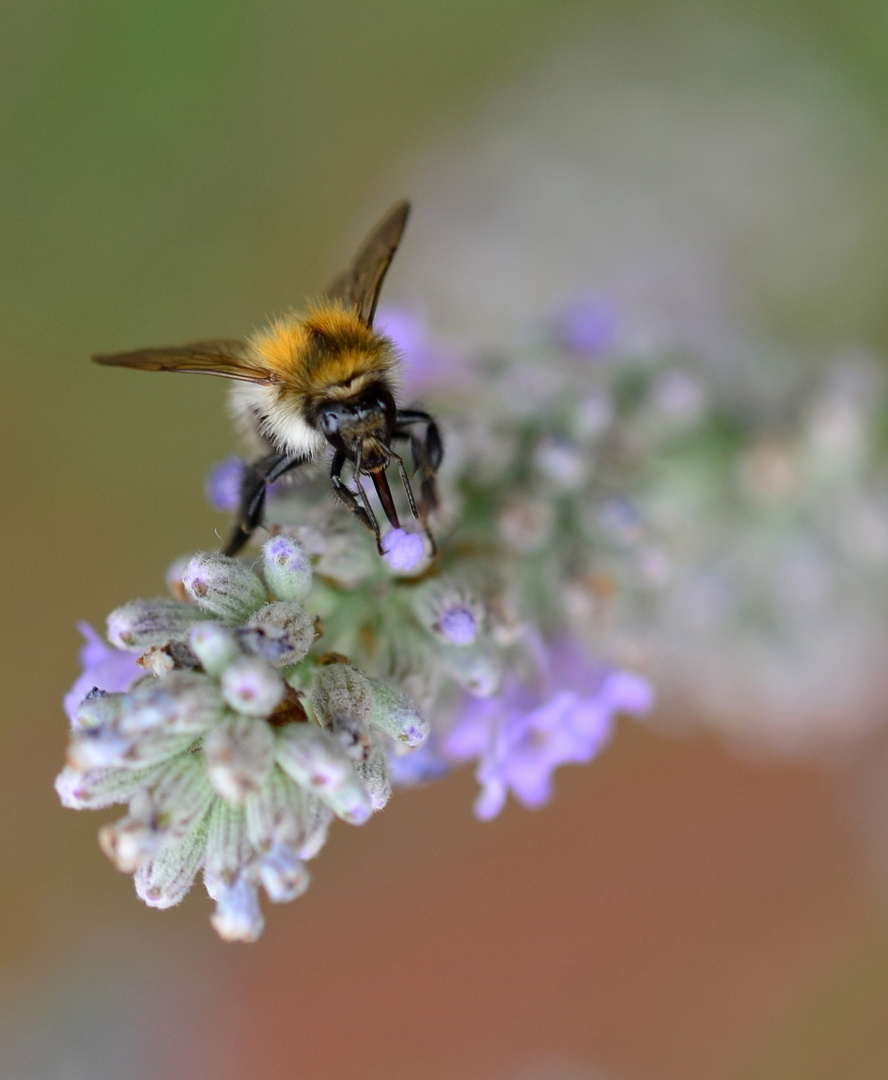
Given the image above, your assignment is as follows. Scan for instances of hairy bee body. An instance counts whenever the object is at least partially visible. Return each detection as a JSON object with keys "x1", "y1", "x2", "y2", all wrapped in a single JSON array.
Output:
[
  {"x1": 232, "y1": 305, "x2": 399, "y2": 459},
  {"x1": 93, "y1": 200, "x2": 443, "y2": 557}
]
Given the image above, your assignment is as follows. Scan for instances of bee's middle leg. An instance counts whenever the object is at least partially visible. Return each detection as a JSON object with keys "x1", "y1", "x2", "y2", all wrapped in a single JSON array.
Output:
[{"x1": 222, "y1": 450, "x2": 309, "y2": 557}]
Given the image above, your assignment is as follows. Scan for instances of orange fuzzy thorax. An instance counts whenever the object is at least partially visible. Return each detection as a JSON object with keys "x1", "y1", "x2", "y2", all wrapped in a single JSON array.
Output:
[{"x1": 248, "y1": 303, "x2": 397, "y2": 404}]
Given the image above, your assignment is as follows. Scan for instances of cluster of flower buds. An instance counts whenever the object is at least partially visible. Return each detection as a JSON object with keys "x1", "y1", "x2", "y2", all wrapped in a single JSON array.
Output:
[{"x1": 58, "y1": 536, "x2": 427, "y2": 941}]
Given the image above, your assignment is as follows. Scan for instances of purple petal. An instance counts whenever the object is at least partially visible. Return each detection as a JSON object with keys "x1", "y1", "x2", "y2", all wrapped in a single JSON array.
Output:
[{"x1": 64, "y1": 623, "x2": 142, "y2": 722}]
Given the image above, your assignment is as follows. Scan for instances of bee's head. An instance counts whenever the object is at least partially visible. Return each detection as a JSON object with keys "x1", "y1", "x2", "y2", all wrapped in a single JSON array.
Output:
[{"x1": 317, "y1": 384, "x2": 397, "y2": 466}]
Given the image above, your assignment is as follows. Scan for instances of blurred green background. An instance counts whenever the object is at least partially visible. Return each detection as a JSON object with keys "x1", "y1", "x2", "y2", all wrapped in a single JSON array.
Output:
[{"x1": 5, "y1": 1, "x2": 888, "y2": 1078}]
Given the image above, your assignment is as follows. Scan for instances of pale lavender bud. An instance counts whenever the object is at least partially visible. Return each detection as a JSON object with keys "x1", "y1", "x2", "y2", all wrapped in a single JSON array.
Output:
[
  {"x1": 438, "y1": 606, "x2": 478, "y2": 646},
  {"x1": 131, "y1": 753, "x2": 216, "y2": 837},
  {"x1": 121, "y1": 671, "x2": 226, "y2": 735},
  {"x1": 412, "y1": 581, "x2": 482, "y2": 646},
  {"x1": 244, "y1": 603, "x2": 315, "y2": 666},
  {"x1": 181, "y1": 552, "x2": 267, "y2": 622},
  {"x1": 312, "y1": 665, "x2": 373, "y2": 758},
  {"x1": 107, "y1": 599, "x2": 207, "y2": 651},
  {"x1": 245, "y1": 767, "x2": 312, "y2": 852},
  {"x1": 99, "y1": 815, "x2": 162, "y2": 872},
  {"x1": 189, "y1": 622, "x2": 240, "y2": 676},
  {"x1": 295, "y1": 797, "x2": 333, "y2": 860},
  {"x1": 259, "y1": 842, "x2": 310, "y2": 903},
  {"x1": 55, "y1": 763, "x2": 156, "y2": 810},
  {"x1": 368, "y1": 680, "x2": 429, "y2": 747},
  {"x1": 354, "y1": 737, "x2": 392, "y2": 810},
  {"x1": 381, "y1": 528, "x2": 425, "y2": 573},
  {"x1": 319, "y1": 771, "x2": 374, "y2": 824},
  {"x1": 135, "y1": 824, "x2": 208, "y2": 909},
  {"x1": 326, "y1": 712, "x2": 371, "y2": 761},
  {"x1": 210, "y1": 877, "x2": 265, "y2": 943},
  {"x1": 71, "y1": 690, "x2": 127, "y2": 732},
  {"x1": 203, "y1": 716, "x2": 275, "y2": 803},
  {"x1": 66, "y1": 726, "x2": 132, "y2": 770},
  {"x1": 204, "y1": 798, "x2": 253, "y2": 877},
  {"x1": 220, "y1": 656, "x2": 286, "y2": 717},
  {"x1": 261, "y1": 536, "x2": 313, "y2": 604},
  {"x1": 275, "y1": 725, "x2": 352, "y2": 792}
]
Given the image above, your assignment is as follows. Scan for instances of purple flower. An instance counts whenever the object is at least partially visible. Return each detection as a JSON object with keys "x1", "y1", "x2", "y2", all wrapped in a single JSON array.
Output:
[
  {"x1": 443, "y1": 637, "x2": 653, "y2": 820},
  {"x1": 553, "y1": 296, "x2": 620, "y2": 356},
  {"x1": 381, "y1": 528, "x2": 425, "y2": 573},
  {"x1": 205, "y1": 456, "x2": 246, "y2": 511},
  {"x1": 64, "y1": 623, "x2": 142, "y2": 723}
]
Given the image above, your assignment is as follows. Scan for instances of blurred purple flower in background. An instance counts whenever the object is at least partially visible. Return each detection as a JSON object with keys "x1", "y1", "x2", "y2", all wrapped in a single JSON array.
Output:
[
  {"x1": 551, "y1": 296, "x2": 621, "y2": 357},
  {"x1": 375, "y1": 306, "x2": 463, "y2": 395},
  {"x1": 63, "y1": 623, "x2": 142, "y2": 722},
  {"x1": 444, "y1": 637, "x2": 653, "y2": 820}
]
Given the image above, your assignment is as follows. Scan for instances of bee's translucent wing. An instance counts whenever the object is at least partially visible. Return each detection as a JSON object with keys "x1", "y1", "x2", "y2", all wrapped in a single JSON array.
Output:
[
  {"x1": 93, "y1": 340, "x2": 278, "y2": 384},
  {"x1": 323, "y1": 200, "x2": 410, "y2": 327}
]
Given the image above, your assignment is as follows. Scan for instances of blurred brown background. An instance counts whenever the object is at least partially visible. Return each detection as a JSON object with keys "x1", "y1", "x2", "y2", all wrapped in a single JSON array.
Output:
[{"x1": 5, "y1": 1, "x2": 888, "y2": 1077}]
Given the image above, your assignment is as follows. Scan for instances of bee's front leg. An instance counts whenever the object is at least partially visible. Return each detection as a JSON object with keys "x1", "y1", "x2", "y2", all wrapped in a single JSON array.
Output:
[
  {"x1": 329, "y1": 450, "x2": 382, "y2": 551},
  {"x1": 222, "y1": 450, "x2": 310, "y2": 557}
]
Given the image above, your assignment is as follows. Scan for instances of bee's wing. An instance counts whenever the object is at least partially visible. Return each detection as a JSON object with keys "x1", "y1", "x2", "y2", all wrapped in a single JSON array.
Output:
[
  {"x1": 323, "y1": 200, "x2": 410, "y2": 327},
  {"x1": 93, "y1": 340, "x2": 278, "y2": 384}
]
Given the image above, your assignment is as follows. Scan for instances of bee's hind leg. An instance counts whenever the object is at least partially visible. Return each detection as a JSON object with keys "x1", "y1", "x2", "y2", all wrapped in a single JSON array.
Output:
[
  {"x1": 329, "y1": 450, "x2": 382, "y2": 551},
  {"x1": 394, "y1": 409, "x2": 443, "y2": 515},
  {"x1": 222, "y1": 450, "x2": 310, "y2": 557}
]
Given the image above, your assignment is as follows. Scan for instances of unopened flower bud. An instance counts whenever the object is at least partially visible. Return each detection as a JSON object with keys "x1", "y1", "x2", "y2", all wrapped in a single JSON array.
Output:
[
  {"x1": 66, "y1": 726, "x2": 132, "y2": 770},
  {"x1": 220, "y1": 657, "x2": 286, "y2": 717},
  {"x1": 275, "y1": 725, "x2": 352, "y2": 792},
  {"x1": 107, "y1": 599, "x2": 208, "y2": 651},
  {"x1": 99, "y1": 815, "x2": 162, "y2": 872},
  {"x1": 132, "y1": 752, "x2": 216, "y2": 837},
  {"x1": 55, "y1": 763, "x2": 155, "y2": 810},
  {"x1": 189, "y1": 622, "x2": 240, "y2": 676},
  {"x1": 122, "y1": 671, "x2": 226, "y2": 735},
  {"x1": 368, "y1": 680, "x2": 429, "y2": 747},
  {"x1": 210, "y1": 877, "x2": 265, "y2": 942},
  {"x1": 295, "y1": 797, "x2": 333, "y2": 860},
  {"x1": 312, "y1": 665, "x2": 373, "y2": 758},
  {"x1": 244, "y1": 602, "x2": 315, "y2": 666},
  {"x1": 71, "y1": 690, "x2": 127, "y2": 732},
  {"x1": 354, "y1": 737, "x2": 392, "y2": 810},
  {"x1": 259, "y1": 842, "x2": 310, "y2": 902},
  {"x1": 245, "y1": 767, "x2": 312, "y2": 852},
  {"x1": 181, "y1": 552, "x2": 267, "y2": 622},
  {"x1": 261, "y1": 536, "x2": 313, "y2": 604},
  {"x1": 134, "y1": 824, "x2": 209, "y2": 909},
  {"x1": 203, "y1": 716, "x2": 275, "y2": 803}
]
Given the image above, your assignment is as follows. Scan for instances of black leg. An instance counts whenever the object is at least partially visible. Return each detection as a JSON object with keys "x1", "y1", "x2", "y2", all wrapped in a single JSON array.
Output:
[
  {"x1": 222, "y1": 450, "x2": 310, "y2": 557},
  {"x1": 329, "y1": 450, "x2": 382, "y2": 550},
  {"x1": 394, "y1": 409, "x2": 443, "y2": 514}
]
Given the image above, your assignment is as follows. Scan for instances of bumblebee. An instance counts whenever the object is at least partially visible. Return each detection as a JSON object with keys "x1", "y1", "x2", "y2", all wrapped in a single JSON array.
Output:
[{"x1": 94, "y1": 201, "x2": 442, "y2": 557}]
